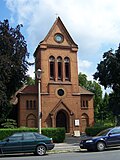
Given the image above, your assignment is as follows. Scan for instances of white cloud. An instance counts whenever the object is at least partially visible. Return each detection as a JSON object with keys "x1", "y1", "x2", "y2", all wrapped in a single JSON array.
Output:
[
  {"x1": 6, "y1": 0, "x2": 120, "y2": 49},
  {"x1": 78, "y1": 59, "x2": 92, "y2": 72},
  {"x1": 5, "y1": 0, "x2": 120, "y2": 81},
  {"x1": 78, "y1": 58, "x2": 93, "y2": 80},
  {"x1": 27, "y1": 65, "x2": 35, "y2": 78}
]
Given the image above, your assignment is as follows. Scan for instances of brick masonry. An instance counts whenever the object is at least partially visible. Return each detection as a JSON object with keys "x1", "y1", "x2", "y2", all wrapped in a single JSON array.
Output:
[{"x1": 17, "y1": 17, "x2": 94, "y2": 134}]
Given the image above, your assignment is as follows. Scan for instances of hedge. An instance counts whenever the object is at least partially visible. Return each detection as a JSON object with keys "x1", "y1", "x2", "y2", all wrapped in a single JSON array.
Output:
[
  {"x1": 42, "y1": 128, "x2": 65, "y2": 143},
  {"x1": 0, "y1": 127, "x2": 65, "y2": 143},
  {"x1": 85, "y1": 126, "x2": 114, "y2": 136}
]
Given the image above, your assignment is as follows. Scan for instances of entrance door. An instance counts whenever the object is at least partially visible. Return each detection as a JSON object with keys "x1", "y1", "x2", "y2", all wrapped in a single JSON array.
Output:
[
  {"x1": 56, "y1": 110, "x2": 69, "y2": 132},
  {"x1": 81, "y1": 114, "x2": 89, "y2": 133}
]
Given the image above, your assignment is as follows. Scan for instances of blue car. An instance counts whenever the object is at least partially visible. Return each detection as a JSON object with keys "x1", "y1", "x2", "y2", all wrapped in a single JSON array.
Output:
[{"x1": 80, "y1": 127, "x2": 120, "y2": 151}]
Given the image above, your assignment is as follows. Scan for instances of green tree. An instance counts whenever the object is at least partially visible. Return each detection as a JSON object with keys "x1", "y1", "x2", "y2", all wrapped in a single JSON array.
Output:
[
  {"x1": 87, "y1": 81, "x2": 103, "y2": 121},
  {"x1": 101, "y1": 92, "x2": 112, "y2": 121},
  {"x1": 78, "y1": 72, "x2": 103, "y2": 121},
  {"x1": 78, "y1": 72, "x2": 88, "y2": 87},
  {"x1": 93, "y1": 45, "x2": 120, "y2": 125},
  {"x1": 25, "y1": 76, "x2": 35, "y2": 85},
  {"x1": 0, "y1": 19, "x2": 30, "y2": 124}
]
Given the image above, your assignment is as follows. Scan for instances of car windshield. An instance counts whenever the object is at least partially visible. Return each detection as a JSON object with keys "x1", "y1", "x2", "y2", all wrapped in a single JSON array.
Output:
[{"x1": 97, "y1": 128, "x2": 111, "y2": 136}]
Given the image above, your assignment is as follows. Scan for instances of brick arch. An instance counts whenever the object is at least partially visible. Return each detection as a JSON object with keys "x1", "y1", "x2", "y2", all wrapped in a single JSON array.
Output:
[
  {"x1": 26, "y1": 114, "x2": 37, "y2": 128},
  {"x1": 49, "y1": 100, "x2": 74, "y2": 133},
  {"x1": 50, "y1": 100, "x2": 72, "y2": 115},
  {"x1": 81, "y1": 113, "x2": 89, "y2": 133}
]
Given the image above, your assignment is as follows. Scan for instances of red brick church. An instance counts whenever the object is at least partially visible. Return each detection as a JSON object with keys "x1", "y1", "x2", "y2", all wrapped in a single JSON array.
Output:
[{"x1": 16, "y1": 17, "x2": 94, "y2": 134}]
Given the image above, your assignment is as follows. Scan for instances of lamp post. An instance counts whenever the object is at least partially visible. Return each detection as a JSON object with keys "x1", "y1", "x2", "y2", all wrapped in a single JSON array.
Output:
[{"x1": 36, "y1": 69, "x2": 42, "y2": 134}]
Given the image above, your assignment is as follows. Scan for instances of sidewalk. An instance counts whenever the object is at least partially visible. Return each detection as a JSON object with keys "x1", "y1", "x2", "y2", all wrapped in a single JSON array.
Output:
[{"x1": 48, "y1": 135, "x2": 81, "y2": 154}]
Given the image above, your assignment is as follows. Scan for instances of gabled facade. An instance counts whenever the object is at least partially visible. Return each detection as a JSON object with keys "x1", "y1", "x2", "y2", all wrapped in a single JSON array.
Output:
[{"x1": 17, "y1": 17, "x2": 94, "y2": 134}]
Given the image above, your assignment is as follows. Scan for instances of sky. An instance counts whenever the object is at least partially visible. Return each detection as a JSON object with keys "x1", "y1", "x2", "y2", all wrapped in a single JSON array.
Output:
[{"x1": 0, "y1": 0, "x2": 120, "y2": 93}]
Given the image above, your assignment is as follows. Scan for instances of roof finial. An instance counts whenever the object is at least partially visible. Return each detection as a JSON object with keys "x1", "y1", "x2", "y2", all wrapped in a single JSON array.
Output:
[{"x1": 55, "y1": 13, "x2": 58, "y2": 19}]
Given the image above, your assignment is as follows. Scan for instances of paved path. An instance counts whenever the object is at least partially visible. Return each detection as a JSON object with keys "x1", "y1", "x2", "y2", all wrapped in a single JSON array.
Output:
[{"x1": 49, "y1": 135, "x2": 81, "y2": 153}]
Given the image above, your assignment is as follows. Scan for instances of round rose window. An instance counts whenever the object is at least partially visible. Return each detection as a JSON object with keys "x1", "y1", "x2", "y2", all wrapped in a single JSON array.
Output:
[{"x1": 57, "y1": 89, "x2": 65, "y2": 96}]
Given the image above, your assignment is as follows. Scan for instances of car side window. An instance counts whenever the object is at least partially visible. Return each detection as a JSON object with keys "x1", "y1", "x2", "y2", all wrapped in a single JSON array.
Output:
[
  {"x1": 110, "y1": 128, "x2": 120, "y2": 134},
  {"x1": 34, "y1": 132, "x2": 47, "y2": 139},
  {"x1": 23, "y1": 133, "x2": 35, "y2": 140},
  {"x1": 9, "y1": 133, "x2": 23, "y2": 141}
]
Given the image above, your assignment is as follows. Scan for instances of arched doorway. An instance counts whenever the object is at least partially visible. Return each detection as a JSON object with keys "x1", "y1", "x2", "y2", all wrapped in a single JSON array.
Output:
[
  {"x1": 81, "y1": 113, "x2": 89, "y2": 133},
  {"x1": 26, "y1": 114, "x2": 37, "y2": 128},
  {"x1": 56, "y1": 110, "x2": 69, "y2": 133}
]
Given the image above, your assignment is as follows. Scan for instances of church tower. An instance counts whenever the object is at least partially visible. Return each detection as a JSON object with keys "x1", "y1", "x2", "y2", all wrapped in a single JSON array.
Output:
[{"x1": 34, "y1": 17, "x2": 79, "y2": 93}]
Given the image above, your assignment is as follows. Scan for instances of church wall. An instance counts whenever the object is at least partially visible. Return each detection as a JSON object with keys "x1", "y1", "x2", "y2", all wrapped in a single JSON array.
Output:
[
  {"x1": 41, "y1": 93, "x2": 81, "y2": 133},
  {"x1": 80, "y1": 95, "x2": 94, "y2": 127},
  {"x1": 18, "y1": 94, "x2": 37, "y2": 127}
]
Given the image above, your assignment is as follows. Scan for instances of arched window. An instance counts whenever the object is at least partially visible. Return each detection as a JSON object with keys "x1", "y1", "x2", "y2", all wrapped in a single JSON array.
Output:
[
  {"x1": 57, "y1": 56, "x2": 62, "y2": 80},
  {"x1": 30, "y1": 100, "x2": 32, "y2": 109},
  {"x1": 64, "y1": 57, "x2": 70, "y2": 81},
  {"x1": 26, "y1": 100, "x2": 29, "y2": 109},
  {"x1": 49, "y1": 56, "x2": 55, "y2": 80}
]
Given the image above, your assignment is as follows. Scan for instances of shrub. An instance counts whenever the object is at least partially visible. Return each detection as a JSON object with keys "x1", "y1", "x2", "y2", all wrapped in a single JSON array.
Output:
[
  {"x1": 0, "y1": 128, "x2": 37, "y2": 140},
  {"x1": 42, "y1": 128, "x2": 65, "y2": 143},
  {"x1": 85, "y1": 126, "x2": 114, "y2": 136},
  {"x1": 1, "y1": 119, "x2": 17, "y2": 128},
  {"x1": 0, "y1": 127, "x2": 65, "y2": 143}
]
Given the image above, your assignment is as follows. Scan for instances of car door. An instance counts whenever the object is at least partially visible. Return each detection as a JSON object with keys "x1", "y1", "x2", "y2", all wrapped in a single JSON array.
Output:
[
  {"x1": 22, "y1": 133, "x2": 36, "y2": 152},
  {"x1": 106, "y1": 128, "x2": 120, "y2": 147},
  {"x1": 2, "y1": 133, "x2": 23, "y2": 154}
]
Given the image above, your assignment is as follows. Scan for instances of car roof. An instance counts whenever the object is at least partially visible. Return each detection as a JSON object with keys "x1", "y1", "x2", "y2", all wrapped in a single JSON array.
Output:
[
  {"x1": 14, "y1": 132, "x2": 36, "y2": 134},
  {"x1": 12, "y1": 132, "x2": 37, "y2": 135}
]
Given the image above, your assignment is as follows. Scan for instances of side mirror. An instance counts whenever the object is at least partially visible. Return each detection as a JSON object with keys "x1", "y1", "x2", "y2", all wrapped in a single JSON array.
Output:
[
  {"x1": 6, "y1": 138, "x2": 9, "y2": 142},
  {"x1": 108, "y1": 133, "x2": 112, "y2": 136}
]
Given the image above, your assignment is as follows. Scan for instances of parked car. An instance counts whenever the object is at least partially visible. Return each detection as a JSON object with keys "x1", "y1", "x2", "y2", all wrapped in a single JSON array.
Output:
[
  {"x1": 80, "y1": 126, "x2": 120, "y2": 151},
  {"x1": 0, "y1": 132, "x2": 54, "y2": 156}
]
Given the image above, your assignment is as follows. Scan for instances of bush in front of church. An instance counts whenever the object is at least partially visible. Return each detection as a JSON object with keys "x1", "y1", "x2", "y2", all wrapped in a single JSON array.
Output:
[
  {"x1": 42, "y1": 127, "x2": 66, "y2": 143},
  {"x1": 0, "y1": 127, "x2": 66, "y2": 143}
]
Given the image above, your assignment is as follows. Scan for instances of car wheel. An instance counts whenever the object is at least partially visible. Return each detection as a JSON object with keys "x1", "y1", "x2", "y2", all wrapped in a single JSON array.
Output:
[
  {"x1": 36, "y1": 145, "x2": 46, "y2": 156},
  {"x1": 96, "y1": 141, "x2": 105, "y2": 151}
]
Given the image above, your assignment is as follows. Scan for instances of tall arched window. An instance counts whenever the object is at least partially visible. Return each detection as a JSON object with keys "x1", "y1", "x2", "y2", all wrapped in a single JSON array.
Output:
[
  {"x1": 49, "y1": 56, "x2": 55, "y2": 80},
  {"x1": 64, "y1": 57, "x2": 70, "y2": 81},
  {"x1": 57, "y1": 56, "x2": 62, "y2": 80}
]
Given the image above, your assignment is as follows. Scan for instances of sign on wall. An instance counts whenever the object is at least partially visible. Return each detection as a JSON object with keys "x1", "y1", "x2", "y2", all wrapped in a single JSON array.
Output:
[{"x1": 75, "y1": 119, "x2": 80, "y2": 126}]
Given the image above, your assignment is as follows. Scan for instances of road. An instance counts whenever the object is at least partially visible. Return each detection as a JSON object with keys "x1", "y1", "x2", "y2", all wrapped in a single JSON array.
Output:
[{"x1": 1, "y1": 148, "x2": 120, "y2": 160}]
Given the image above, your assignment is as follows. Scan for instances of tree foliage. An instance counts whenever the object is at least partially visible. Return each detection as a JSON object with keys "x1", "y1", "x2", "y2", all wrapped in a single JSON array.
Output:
[
  {"x1": 93, "y1": 45, "x2": 120, "y2": 125},
  {"x1": 78, "y1": 72, "x2": 114, "y2": 124},
  {"x1": 93, "y1": 47, "x2": 120, "y2": 91},
  {"x1": 25, "y1": 76, "x2": 35, "y2": 85},
  {"x1": 78, "y1": 72, "x2": 87, "y2": 87},
  {"x1": 101, "y1": 92, "x2": 113, "y2": 121},
  {"x1": 0, "y1": 19, "x2": 29, "y2": 123},
  {"x1": 1, "y1": 119, "x2": 17, "y2": 128},
  {"x1": 78, "y1": 72, "x2": 103, "y2": 121}
]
